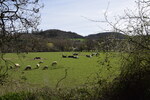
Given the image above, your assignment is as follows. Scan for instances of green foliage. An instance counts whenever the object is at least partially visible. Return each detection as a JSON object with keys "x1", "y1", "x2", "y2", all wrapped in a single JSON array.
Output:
[
  {"x1": 96, "y1": 51, "x2": 150, "y2": 100},
  {"x1": 0, "y1": 92, "x2": 37, "y2": 100}
]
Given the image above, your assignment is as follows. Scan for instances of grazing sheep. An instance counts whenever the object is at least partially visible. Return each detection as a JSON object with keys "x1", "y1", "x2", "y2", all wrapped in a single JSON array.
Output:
[
  {"x1": 91, "y1": 52, "x2": 100, "y2": 56},
  {"x1": 24, "y1": 65, "x2": 32, "y2": 70},
  {"x1": 36, "y1": 63, "x2": 40, "y2": 68},
  {"x1": 73, "y1": 53, "x2": 78, "y2": 55},
  {"x1": 86, "y1": 55, "x2": 92, "y2": 58},
  {"x1": 39, "y1": 61, "x2": 44, "y2": 64},
  {"x1": 73, "y1": 56, "x2": 79, "y2": 59},
  {"x1": 68, "y1": 55, "x2": 74, "y2": 58},
  {"x1": 51, "y1": 61, "x2": 57, "y2": 66},
  {"x1": 67, "y1": 55, "x2": 79, "y2": 59},
  {"x1": 34, "y1": 57, "x2": 41, "y2": 60},
  {"x1": 62, "y1": 55, "x2": 67, "y2": 58},
  {"x1": 15, "y1": 63, "x2": 20, "y2": 68},
  {"x1": 91, "y1": 53, "x2": 96, "y2": 56},
  {"x1": 42, "y1": 65, "x2": 48, "y2": 70}
]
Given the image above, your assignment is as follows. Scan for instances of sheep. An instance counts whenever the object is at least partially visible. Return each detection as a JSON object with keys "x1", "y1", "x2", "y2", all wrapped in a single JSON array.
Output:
[
  {"x1": 86, "y1": 55, "x2": 92, "y2": 58},
  {"x1": 73, "y1": 53, "x2": 78, "y2": 55},
  {"x1": 15, "y1": 63, "x2": 20, "y2": 68},
  {"x1": 34, "y1": 57, "x2": 41, "y2": 60},
  {"x1": 91, "y1": 53, "x2": 100, "y2": 56},
  {"x1": 24, "y1": 65, "x2": 32, "y2": 70},
  {"x1": 51, "y1": 61, "x2": 57, "y2": 66},
  {"x1": 42, "y1": 65, "x2": 48, "y2": 70},
  {"x1": 33, "y1": 64, "x2": 40, "y2": 69},
  {"x1": 91, "y1": 53, "x2": 97, "y2": 56},
  {"x1": 68, "y1": 55, "x2": 74, "y2": 58},
  {"x1": 62, "y1": 55, "x2": 67, "y2": 58},
  {"x1": 39, "y1": 61, "x2": 44, "y2": 64},
  {"x1": 67, "y1": 55, "x2": 79, "y2": 59},
  {"x1": 73, "y1": 56, "x2": 79, "y2": 59},
  {"x1": 36, "y1": 63, "x2": 40, "y2": 68}
]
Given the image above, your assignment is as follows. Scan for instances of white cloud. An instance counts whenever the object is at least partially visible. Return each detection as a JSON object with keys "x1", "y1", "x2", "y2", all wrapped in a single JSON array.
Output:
[{"x1": 39, "y1": 0, "x2": 136, "y2": 36}]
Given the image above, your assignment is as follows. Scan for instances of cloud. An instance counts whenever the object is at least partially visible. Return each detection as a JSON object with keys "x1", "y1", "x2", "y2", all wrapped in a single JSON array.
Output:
[{"x1": 39, "y1": 0, "x2": 136, "y2": 36}]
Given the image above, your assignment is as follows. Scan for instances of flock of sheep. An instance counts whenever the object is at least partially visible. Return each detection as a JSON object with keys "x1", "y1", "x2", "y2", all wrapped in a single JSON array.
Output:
[
  {"x1": 9, "y1": 52, "x2": 99, "y2": 71},
  {"x1": 10, "y1": 57, "x2": 57, "y2": 71},
  {"x1": 62, "y1": 52, "x2": 99, "y2": 59}
]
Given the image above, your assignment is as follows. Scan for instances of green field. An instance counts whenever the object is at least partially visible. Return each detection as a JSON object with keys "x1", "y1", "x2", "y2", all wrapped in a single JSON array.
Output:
[
  {"x1": 2, "y1": 52, "x2": 121, "y2": 89},
  {"x1": 71, "y1": 38, "x2": 85, "y2": 41}
]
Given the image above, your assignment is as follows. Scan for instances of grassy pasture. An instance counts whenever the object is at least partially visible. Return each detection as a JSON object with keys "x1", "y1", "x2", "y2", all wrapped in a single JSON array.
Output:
[
  {"x1": 71, "y1": 38, "x2": 85, "y2": 41},
  {"x1": 2, "y1": 52, "x2": 121, "y2": 89}
]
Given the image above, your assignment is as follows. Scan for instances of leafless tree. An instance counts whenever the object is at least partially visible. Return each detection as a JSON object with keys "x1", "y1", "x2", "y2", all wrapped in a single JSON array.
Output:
[
  {"x1": 0, "y1": 0, "x2": 43, "y2": 84},
  {"x1": 104, "y1": 0, "x2": 150, "y2": 52},
  {"x1": 97, "y1": 1, "x2": 150, "y2": 99}
]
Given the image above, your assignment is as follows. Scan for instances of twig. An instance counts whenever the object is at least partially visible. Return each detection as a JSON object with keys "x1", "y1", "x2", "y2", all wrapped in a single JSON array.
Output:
[{"x1": 55, "y1": 69, "x2": 68, "y2": 89}]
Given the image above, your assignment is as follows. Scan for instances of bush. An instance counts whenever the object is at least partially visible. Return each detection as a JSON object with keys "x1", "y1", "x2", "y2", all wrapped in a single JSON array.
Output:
[
  {"x1": 98, "y1": 52, "x2": 150, "y2": 100},
  {"x1": 0, "y1": 92, "x2": 37, "y2": 100}
]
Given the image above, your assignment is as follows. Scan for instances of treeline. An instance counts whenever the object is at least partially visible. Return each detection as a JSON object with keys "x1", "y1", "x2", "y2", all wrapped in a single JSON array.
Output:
[
  {"x1": 1, "y1": 30, "x2": 128, "y2": 53},
  {"x1": 5, "y1": 33, "x2": 126, "y2": 53}
]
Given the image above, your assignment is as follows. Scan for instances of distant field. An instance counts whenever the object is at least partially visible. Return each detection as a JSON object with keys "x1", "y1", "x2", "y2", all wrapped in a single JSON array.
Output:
[
  {"x1": 71, "y1": 38, "x2": 85, "y2": 41},
  {"x1": 3, "y1": 52, "x2": 121, "y2": 88}
]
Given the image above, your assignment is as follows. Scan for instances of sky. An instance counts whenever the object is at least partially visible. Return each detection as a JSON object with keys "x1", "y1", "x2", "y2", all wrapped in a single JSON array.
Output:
[{"x1": 39, "y1": 0, "x2": 136, "y2": 36}]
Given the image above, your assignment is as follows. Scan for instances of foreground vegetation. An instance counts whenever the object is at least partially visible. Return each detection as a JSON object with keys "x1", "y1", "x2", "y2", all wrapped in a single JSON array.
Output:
[
  {"x1": 0, "y1": 52, "x2": 120, "y2": 92},
  {"x1": 0, "y1": 52, "x2": 123, "y2": 100},
  {"x1": 1, "y1": 50, "x2": 149, "y2": 100},
  {"x1": 1, "y1": 0, "x2": 150, "y2": 99}
]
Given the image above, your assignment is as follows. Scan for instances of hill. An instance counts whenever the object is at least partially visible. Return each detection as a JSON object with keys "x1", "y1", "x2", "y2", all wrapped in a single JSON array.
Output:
[
  {"x1": 33, "y1": 29, "x2": 84, "y2": 39},
  {"x1": 85, "y1": 32, "x2": 126, "y2": 40}
]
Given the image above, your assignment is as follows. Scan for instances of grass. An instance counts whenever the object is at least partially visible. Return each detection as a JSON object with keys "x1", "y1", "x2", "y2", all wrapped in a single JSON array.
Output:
[
  {"x1": 2, "y1": 52, "x2": 121, "y2": 89},
  {"x1": 71, "y1": 38, "x2": 85, "y2": 42}
]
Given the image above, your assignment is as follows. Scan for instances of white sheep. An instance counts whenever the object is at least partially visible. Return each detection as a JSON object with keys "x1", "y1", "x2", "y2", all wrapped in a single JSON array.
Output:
[
  {"x1": 73, "y1": 56, "x2": 79, "y2": 59},
  {"x1": 86, "y1": 55, "x2": 92, "y2": 58},
  {"x1": 42, "y1": 65, "x2": 48, "y2": 70},
  {"x1": 24, "y1": 65, "x2": 32, "y2": 70},
  {"x1": 15, "y1": 63, "x2": 20, "y2": 68},
  {"x1": 36, "y1": 63, "x2": 40, "y2": 68},
  {"x1": 39, "y1": 61, "x2": 44, "y2": 64},
  {"x1": 51, "y1": 61, "x2": 57, "y2": 66}
]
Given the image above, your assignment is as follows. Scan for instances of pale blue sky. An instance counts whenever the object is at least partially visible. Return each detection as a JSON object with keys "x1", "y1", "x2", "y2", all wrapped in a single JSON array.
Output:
[{"x1": 39, "y1": 0, "x2": 136, "y2": 36}]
